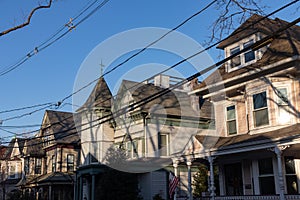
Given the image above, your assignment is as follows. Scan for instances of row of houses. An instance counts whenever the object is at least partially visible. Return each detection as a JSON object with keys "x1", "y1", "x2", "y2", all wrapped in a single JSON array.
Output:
[{"x1": 1, "y1": 14, "x2": 300, "y2": 200}]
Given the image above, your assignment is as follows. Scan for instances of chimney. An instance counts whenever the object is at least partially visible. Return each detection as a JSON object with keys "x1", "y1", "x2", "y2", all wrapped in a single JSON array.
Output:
[{"x1": 154, "y1": 75, "x2": 170, "y2": 88}]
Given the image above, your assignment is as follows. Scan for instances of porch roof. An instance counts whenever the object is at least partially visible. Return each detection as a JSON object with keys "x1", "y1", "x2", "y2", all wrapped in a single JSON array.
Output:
[
  {"x1": 25, "y1": 172, "x2": 75, "y2": 186},
  {"x1": 196, "y1": 123, "x2": 300, "y2": 153}
]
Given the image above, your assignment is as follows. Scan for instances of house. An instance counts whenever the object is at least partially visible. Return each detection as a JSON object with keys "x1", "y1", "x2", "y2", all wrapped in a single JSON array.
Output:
[
  {"x1": 75, "y1": 75, "x2": 214, "y2": 200},
  {"x1": 0, "y1": 138, "x2": 25, "y2": 199},
  {"x1": 18, "y1": 110, "x2": 80, "y2": 200},
  {"x1": 188, "y1": 14, "x2": 300, "y2": 199}
]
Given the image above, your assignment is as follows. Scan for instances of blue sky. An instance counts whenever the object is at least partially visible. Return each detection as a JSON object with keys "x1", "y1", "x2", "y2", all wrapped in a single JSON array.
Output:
[{"x1": 0, "y1": 0, "x2": 298, "y2": 141}]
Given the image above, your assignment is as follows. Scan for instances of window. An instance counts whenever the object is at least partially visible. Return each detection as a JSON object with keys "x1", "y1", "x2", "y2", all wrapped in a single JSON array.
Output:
[
  {"x1": 51, "y1": 155, "x2": 56, "y2": 172},
  {"x1": 228, "y1": 39, "x2": 256, "y2": 71},
  {"x1": 226, "y1": 105, "x2": 237, "y2": 135},
  {"x1": 24, "y1": 158, "x2": 29, "y2": 175},
  {"x1": 285, "y1": 157, "x2": 298, "y2": 194},
  {"x1": 253, "y1": 91, "x2": 269, "y2": 127},
  {"x1": 277, "y1": 88, "x2": 290, "y2": 124},
  {"x1": 9, "y1": 164, "x2": 16, "y2": 179},
  {"x1": 243, "y1": 40, "x2": 255, "y2": 63},
  {"x1": 35, "y1": 158, "x2": 42, "y2": 174},
  {"x1": 67, "y1": 154, "x2": 74, "y2": 172},
  {"x1": 125, "y1": 140, "x2": 138, "y2": 158},
  {"x1": 258, "y1": 158, "x2": 275, "y2": 195},
  {"x1": 159, "y1": 133, "x2": 169, "y2": 156},
  {"x1": 230, "y1": 46, "x2": 241, "y2": 68}
]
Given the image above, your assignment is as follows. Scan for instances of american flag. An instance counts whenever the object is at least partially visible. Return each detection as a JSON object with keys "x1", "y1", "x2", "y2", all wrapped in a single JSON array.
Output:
[{"x1": 169, "y1": 171, "x2": 179, "y2": 198}]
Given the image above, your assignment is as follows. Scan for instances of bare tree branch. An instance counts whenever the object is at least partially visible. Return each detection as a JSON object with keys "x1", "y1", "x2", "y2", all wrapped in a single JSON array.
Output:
[
  {"x1": 205, "y1": 0, "x2": 266, "y2": 45},
  {"x1": 0, "y1": 0, "x2": 53, "y2": 37}
]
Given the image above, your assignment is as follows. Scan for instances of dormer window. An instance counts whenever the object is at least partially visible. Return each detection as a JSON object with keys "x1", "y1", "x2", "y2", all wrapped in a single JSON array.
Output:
[
  {"x1": 243, "y1": 40, "x2": 255, "y2": 63},
  {"x1": 227, "y1": 38, "x2": 257, "y2": 72}
]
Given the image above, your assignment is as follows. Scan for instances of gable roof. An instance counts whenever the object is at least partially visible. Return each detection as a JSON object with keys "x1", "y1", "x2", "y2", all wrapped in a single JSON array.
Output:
[
  {"x1": 42, "y1": 110, "x2": 79, "y2": 145},
  {"x1": 3, "y1": 138, "x2": 26, "y2": 159},
  {"x1": 24, "y1": 137, "x2": 45, "y2": 157},
  {"x1": 194, "y1": 15, "x2": 300, "y2": 94},
  {"x1": 217, "y1": 14, "x2": 291, "y2": 49},
  {"x1": 79, "y1": 77, "x2": 112, "y2": 111}
]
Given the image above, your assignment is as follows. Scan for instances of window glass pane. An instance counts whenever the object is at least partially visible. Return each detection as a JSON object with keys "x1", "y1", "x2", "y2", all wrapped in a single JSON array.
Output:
[
  {"x1": 227, "y1": 106, "x2": 236, "y2": 120},
  {"x1": 159, "y1": 134, "x2": 168, "y2": 156},
  {"x1": 230, "y1": 47, "x2": 241, "y2": 67},
  {"x1": 243, "y1": 40, "x2": 255, "y2": 63},
  {"x1": 258, "y1": 158, "x2": 273, "y2": 175},
  {"x1": 254, "y1": 109, "x2": 269, "y2": 127},
  {"x1": 285, "y1": 157, "x2": 296, "y2": 174},
  {"x1": 286, "y1": 175, "x2": 298, "y2": 194},
  {"x1": 259, "y1": 177, "x2": 275, "y2": 195},
  {"x1": 227, "y1": 121, "x2": 237, "y2": 135},
  {"x1": 277, "y1": 88, "x2": 288, "y2": 105},
  {"x1": 253, "y1": 92, "x2": 267, "y2": 109},
  {"x1": 244, "y1": 51, "x2": 255, "y2": 62}
]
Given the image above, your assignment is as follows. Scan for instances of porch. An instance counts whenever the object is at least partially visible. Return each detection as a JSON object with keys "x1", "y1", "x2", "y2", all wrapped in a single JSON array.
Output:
[{"x1": 190, "y1": 195, "x2": 300, "y2": 200}]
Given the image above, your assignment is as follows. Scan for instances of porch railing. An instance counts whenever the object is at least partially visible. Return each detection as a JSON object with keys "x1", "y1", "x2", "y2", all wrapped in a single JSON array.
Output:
[{"x1": 191, "y1": 195, "x2": 300, "y2": 200}]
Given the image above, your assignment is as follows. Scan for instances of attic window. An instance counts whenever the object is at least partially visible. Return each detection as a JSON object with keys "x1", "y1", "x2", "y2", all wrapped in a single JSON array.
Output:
[{"x1": 228, "y1": 39, "x2": 256, "y2": 72}]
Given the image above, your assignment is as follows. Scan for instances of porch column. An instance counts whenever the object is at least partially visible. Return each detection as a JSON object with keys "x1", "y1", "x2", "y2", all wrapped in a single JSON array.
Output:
[
  {"x1": 173, "y1": 159, "x2": 179, "y2": 200},
  {"x1": 49, "y1": 185, "x2": 52, "y2": 200},
  {"x1": 79, "y1": 176, "x2": 83, "y2": 200},
  {"x1": 208, "y1": 155, "x2": 216, "y2": 199},
  {"x1": 275, "y1": 147, "x2": 285, "y2": 200},
  {"x1": 91, "y1": 174, "x2": 96, "y2": 200},
  {"x1": 186, "y1": 160, "x2": 192, "y2": 200}
]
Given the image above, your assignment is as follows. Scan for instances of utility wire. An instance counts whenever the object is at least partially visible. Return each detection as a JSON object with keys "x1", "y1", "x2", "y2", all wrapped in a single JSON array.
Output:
[
  {"x1": 0, "y1": 0, "x2": 216, "y2": 123},
  {"x1": 0, "y1": 0, "x2": 297, "y2": 140},
  {"x1": 2, "y1": 15, "x2": 299, "y2": 148},
  {"x1": 0, "y1": 0, "x2": 110, "y2": 77},
  {"x1": 62, "y1": 0, "x2": 300, "y2": 111}
]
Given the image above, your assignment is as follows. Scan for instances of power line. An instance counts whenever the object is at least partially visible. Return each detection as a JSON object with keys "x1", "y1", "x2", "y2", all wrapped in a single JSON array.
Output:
[
  {"x1": 0, "y1": 0, "x2": 110, "y2": 77},
  {"x1": 0, "y1": 0, "x2": 216, "y2": 123},
  {"x1": 62, "y1": 0, "x2": 300, "y2": 112},
  {"x1": 0, "y1": 0, "x2": 297, "y2": 137},
  {"x1": 2, "y1": 15, "x2": 299, "y2": 148}
]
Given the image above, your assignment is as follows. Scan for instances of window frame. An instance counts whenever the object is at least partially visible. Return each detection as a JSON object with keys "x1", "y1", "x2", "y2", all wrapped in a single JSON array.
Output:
[
  {"x1": 258, "y1": 158, "x2": 275, "y2": 195},
  {"x1": 51, "y1": 155, "x2": 56, "y2": 172},
  {"x1": 276, "y1": 87, "x2": 291, "y2": 125},
  {"x1": 252, "y1": 91, "x2": 269, "y2": 127},
  {"x1": 67, "y1": 154, "x2": 75, "y2": 172},
  {"x1": 35, "y1": 158, "x2": 42, "y2": 175},
  {"x1": 226, "y1": 105, "x2": 237, "y2": 135},
  {"x1": 227, "y1": 36, "x2": 257, "y2": 72},
  {"x1": 159, "y1": 132, "x2": 170, "y2": 157}
]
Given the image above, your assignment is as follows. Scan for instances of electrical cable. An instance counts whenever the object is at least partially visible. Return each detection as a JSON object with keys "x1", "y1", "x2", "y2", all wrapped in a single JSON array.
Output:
[{"x1": 2, "y1": 15, "x2": 299, "y2": 148}]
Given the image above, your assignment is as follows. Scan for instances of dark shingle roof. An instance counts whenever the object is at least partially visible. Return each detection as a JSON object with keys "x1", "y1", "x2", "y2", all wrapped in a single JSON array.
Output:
[
  {"x1": 24, "y1": 138, "x2": 45, "y2": 157},
  {"x1": 27, "y1": 172, "x2": 74, "y2": 185},
  {"x1": 79, "y1": 77, "x2": 112, "y2": 111},
  {"x1": 116, "y1": 80, "x2": 213, "y2": 119},
  {"x1": 3, "y1": 138, "x2": 26, "y2": 159},
  {"x1": 43, "y1": 110, "x2": 79, "y2": 144}
]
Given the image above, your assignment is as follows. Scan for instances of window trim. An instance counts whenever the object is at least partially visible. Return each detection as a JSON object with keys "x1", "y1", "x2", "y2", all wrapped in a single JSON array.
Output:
[
  {"x1": 226, "y1": 104, "x2": 237, "y2": 135},
  {"x1": 226, "y1": 36, "x2": 257, "y2": 72},
  {"x1": 67, "y1": 154, "x2": 75, "y2": 172},
  {"x1": 159, "y1": 132, "x2": 170, "y2": 157},
  {"x1": 35, "y1": 158, "x2": 42, "y2": 175},
  {"x1": 252, "y1": 91, "x2": 269, "y2": 128}
]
